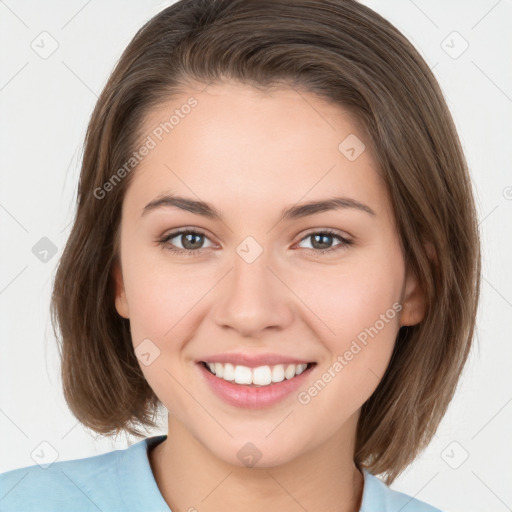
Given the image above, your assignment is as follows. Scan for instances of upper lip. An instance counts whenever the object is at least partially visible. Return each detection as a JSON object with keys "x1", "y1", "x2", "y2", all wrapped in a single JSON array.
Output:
[{"x1": 198, "y1": 353, "x2": 315, "y2": 368}]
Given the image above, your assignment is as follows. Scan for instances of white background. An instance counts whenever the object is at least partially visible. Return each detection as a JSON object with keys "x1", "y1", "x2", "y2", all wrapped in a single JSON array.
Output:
[{"x1": 0, "y1": 1, "x2": 511, "y2": 511}]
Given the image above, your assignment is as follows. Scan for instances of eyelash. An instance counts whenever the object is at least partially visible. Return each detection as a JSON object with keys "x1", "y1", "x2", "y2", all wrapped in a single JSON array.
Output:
[{"x1": 157, "y1": 228, "x2": 353, "y2": 257}]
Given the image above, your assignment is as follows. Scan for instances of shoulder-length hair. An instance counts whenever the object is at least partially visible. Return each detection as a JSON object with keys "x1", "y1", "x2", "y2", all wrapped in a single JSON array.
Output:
[{"x1": 50, "y1": 0, "x2": 481, "y2": 484}]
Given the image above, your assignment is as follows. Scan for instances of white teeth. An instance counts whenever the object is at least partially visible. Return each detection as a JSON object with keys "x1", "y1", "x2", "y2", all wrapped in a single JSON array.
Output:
[
  {"x1": 296, "y1": 364, "x2": 306, "y2": 375},
  {"x1": 223, "y1": 363, "x2": 235, "y2": 381},
  {"x1": 253, "y1": 365, "x2": 272, "y2": 386},
  {"x1": 284, "y1": 364, "x2": 296, "y2": 379},
  {"x1": 204, "y1": 362, "x2": 310, "y2": 386},
  {"x1": 214, "y1": 362, "x2": 224, "y2": 378},
  {"x1": 234, "y1": 365, "x2": 252, "y2": 385},
  {"x1": 271, "y1": 364, "x2": 285, "y2": 383}
]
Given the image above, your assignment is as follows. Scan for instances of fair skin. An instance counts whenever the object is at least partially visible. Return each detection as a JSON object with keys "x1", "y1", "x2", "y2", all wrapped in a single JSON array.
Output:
[{"x1": 113, "y1": 80, "x2": 425, "y2": 512}]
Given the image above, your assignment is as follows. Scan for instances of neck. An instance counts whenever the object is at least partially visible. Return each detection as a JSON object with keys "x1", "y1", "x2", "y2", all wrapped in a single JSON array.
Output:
[{"x1": 149, "y1": 415, "x2": 364, "y2": 512}]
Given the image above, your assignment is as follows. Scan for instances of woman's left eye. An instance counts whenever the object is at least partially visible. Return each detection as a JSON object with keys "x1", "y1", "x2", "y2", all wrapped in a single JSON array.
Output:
[
  {"x1": 296, "y1": 229, "x2": 353, "y2": 254},
  {"x1": 158, "y1": 228, "x2": 353, "y2": 257}
]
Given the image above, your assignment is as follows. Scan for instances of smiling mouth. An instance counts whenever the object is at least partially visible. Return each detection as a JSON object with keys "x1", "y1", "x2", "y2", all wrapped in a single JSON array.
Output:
[{"x1": 200, "y1": 361, "x2": 317, "y2": 387}]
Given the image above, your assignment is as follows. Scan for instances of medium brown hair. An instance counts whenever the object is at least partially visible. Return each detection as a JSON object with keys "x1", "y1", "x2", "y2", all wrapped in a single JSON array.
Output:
[{"x1": 50, "y1": 0, "x2": 481, "y2": 484}]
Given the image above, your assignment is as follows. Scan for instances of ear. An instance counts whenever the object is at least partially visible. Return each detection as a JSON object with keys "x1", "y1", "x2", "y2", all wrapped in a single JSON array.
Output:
[
  {"x1": 399, "y1": 265, "x2": 426, "y2": 327},
  {"x1": 400, "y1": 241, "x2": 436, "y2": 326},
  {"x1": 112, "y1": 259, "x2": 130, "y2": 319}
]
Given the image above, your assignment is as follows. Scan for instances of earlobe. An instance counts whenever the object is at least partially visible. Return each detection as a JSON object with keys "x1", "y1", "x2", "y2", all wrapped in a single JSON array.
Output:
[{"x1": 112, "y1": 260, "x2": 130, "y2": 319}]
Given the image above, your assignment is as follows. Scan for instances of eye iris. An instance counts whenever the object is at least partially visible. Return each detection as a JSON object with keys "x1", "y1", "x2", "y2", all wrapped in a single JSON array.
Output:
[
  {"x1": 181, "y1": 232, "x2": 203, "y2": 250},
  {"x1": 311, "y1": 233, "x2": 333, "y2": 250}
]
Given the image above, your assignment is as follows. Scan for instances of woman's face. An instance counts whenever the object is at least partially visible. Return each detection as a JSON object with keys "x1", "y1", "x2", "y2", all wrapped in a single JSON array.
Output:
[{"x1": 113, "y1": 81, "x2": 424, "y2": 467}]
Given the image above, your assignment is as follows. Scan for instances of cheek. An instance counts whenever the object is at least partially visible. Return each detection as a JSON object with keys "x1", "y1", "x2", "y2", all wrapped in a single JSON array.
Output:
[
  {"x1": 122, "y1": 243, "x2": 213, "y2": 343},
  {"x1": 289, "y1": 248, "x2": 403, "y2": 348},
  {"x1": 289, "y1": 249, "x2": 403, "y2": 409},
  {"x1": 122, "y1": 262, "x2": 204, "y2": 414},
  {"x1": 121, "y1": 253, "x2": 217, "y2": 402},
  {"x1": 128, "y1": 277, "x2": 200, "y2": 340}
]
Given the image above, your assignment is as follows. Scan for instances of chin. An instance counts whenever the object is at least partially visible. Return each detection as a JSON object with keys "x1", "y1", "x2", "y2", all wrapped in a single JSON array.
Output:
[{"x1": 205, "y1": 433, "x2": 306, "y2": 470}]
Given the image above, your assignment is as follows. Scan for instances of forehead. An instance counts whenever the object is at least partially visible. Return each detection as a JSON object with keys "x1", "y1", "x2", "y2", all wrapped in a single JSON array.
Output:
[{"x1": 123, "y1": 81, "x2": 388, "y2": 221}]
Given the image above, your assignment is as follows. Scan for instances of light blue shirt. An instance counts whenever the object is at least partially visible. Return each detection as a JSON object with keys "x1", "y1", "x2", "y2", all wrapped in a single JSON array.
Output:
[{"x1": 0, "y1": 435, "x2": 442, "y2": 511}]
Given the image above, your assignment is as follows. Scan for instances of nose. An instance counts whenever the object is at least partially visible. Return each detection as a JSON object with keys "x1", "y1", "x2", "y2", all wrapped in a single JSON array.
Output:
[{"x1": 212, "y1": 249, "x2": 295, "y2": 338}]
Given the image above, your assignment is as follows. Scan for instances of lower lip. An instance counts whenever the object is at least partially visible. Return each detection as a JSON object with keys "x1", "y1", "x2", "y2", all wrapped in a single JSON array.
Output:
[{"x1": 197, "y1": 362, "x2": 316, "y2": 409}]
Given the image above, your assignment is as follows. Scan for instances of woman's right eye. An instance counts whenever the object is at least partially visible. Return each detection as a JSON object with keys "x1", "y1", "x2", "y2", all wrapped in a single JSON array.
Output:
[{"x1": 158, "y1": 229, "x2": 215, "y2": 256}]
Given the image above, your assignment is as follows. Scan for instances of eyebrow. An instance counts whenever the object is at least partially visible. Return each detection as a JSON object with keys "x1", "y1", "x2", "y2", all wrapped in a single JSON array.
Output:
[{"x1": 141, "y1": 194, "x2": 376, "y2": 221}]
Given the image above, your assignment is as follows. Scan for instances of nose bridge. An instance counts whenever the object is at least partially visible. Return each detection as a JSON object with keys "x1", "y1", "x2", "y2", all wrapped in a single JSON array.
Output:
[{"x1": 212, "y1": 241, "x2": 293, "y2": 336}]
